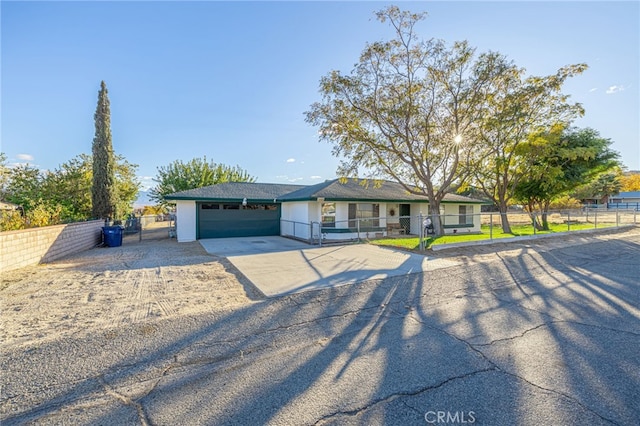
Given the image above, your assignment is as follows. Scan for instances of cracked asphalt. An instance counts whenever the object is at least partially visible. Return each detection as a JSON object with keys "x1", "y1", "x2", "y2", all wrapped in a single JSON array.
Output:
[{"x1": 2, "y1": 227, "x2": 639, "y2": 425}]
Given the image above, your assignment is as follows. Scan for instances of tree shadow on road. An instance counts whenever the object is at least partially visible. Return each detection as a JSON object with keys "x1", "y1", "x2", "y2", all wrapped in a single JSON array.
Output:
[{"x1": 3, "y1": 233, "x2": 639, "y2": 425}]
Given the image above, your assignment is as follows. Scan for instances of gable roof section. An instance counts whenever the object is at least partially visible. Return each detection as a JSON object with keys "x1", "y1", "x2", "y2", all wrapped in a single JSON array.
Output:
[
  {"x1": 280, "y1": 179, "x2": 485, "y2": 204},
  {"x1": 166, "y1": 179, "x2": 486, "y2": 204},
  {"x1": 165, "y1": 182, "x2": 307, "y2": 202},
  {"x1": 279, "y1": 179, "x2": 421, "y2": 201}
]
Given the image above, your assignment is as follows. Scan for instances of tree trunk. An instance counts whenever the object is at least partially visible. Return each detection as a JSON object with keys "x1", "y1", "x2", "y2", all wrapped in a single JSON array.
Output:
[
  {"x1": 529, "y1": 212, "x2": 543, "y2": 230},
  {"x1": 427, "y1": 200, "x2": 444, "y2": 236},
  {"x1": 540, "y1": 200, "x2": 551, "y2": 231},
  {"x1": 432, "y1": 212, "x2": 444, "y2": 236},
  {"x1": 525, "y1": 200, "x2": 543, "y2": 231},
  {"x1": 498, "y1": 201, "x2": 512, "y2": 234}
]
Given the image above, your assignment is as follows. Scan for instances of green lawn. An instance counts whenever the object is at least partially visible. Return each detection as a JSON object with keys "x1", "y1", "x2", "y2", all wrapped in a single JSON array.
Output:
[{"x1": 371, "y1": 221, "x2": 617, "y2": 250}]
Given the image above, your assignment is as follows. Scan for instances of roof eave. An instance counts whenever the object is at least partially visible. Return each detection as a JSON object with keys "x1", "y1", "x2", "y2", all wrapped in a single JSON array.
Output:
[{"x1": 165, "y1": 196, "x2": 281, "y2": 203}]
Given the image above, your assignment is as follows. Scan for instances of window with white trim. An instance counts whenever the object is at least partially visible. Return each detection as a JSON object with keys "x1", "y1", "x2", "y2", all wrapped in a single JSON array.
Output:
[
  {"x1": 321, "y1": 203, "x2": 336, "y2": 227},
  {"x1": 459, "y1": 205, "x2": 473, "y2": 225},
  {"x1": 348, "y1": 203, "x2": 380, "y2": 228}
]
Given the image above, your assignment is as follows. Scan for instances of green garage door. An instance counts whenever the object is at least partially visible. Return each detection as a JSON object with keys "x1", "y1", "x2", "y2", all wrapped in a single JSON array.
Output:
[{"x1": 198, "y1": 203, "x2": 281, "y2": 238}]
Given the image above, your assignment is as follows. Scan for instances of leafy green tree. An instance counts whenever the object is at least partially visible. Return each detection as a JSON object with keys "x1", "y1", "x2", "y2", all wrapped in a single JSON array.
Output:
[
  {"x1": 0, "y1": 210, "x2": 23, "y2": 231},
  {"x1": 92, "y1": 81, "x2": 117, "y2": 220},
  {"x1": 620, "y1": 173, "x2": 640, "y2": 191},
  {"x1": 113, "y1": 156, "x2": 141, "y2": 220},
  {"x1": 25, "y1": 202, "x2": 63, "y2": 228},
  {"x1": 305, "y1": 6, "x2": 514, "y2": 235},
  {"x1": 469, "y1": 63, "x2": 587, "y2": 233},
  {"x1": 1, "y1": 152, "x2": 139, "y2": 227},
  {"x1": 0, "y1": 153, "x2": 10, "y2": 199},
  {"x1": 150, "y1": 157, "x2": 255, "y2": 207},
  {"x1": 1, "y1": 161, "x2": 63, "y2": 229},
  {"x1": 44, "y1": 153, "x2": 139, "y2": 222},
  {"x1": 549, "y1": 195, "x2": 582, "y2": 210},
  {"x1": 3, "y1": 163, "x2": 43, "y2": 212},
  {"x1": 585, "y1": 172, "x2": 622, "y2": 201},
  {"x1": 42, "y1": 154, "x2": 93, "y2": 221},
  {"x1": 514, "y1": 126, "x2": 619, "y2": 229}
]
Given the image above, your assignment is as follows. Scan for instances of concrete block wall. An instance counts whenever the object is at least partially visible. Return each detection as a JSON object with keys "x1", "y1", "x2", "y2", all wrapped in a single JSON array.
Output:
[{"x1": 0, "y1": 220, "x2": 104, "y2": 273}]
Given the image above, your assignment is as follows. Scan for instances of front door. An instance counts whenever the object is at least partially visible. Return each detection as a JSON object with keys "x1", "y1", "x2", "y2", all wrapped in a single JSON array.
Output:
[{"x1": 399, "y1": 204, "x2": 411, "y2": 234}]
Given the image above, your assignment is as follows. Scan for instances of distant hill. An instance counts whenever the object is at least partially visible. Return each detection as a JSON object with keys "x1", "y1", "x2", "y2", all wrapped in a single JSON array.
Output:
[{"x1": 134, "y1": 190, "x2": 154, "y2": 208}]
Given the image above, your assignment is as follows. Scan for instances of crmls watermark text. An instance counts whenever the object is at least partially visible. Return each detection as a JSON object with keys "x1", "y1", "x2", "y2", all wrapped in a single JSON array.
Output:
[{"x1": 424, "y1": 411, "x2": 476, "y2": 424}]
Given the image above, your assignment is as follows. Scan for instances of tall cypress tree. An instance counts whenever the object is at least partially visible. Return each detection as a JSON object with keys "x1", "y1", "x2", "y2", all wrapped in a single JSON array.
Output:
[{"x1": 91, "y1": 81, "x2": 116, "y2": 220}]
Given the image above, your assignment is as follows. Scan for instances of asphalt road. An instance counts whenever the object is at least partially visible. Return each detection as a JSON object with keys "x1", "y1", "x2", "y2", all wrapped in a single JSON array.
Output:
[{"x1": 2, "y1": 228, "x2": 639, "y2": 425}]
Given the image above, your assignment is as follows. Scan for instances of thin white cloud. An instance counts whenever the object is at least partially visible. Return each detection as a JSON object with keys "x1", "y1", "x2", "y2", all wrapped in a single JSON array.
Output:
[
  {"x1": 310, "y1": 175, "x2": 322, "y2": 180},
  {"x1": 288, "y1": 177, "x2": 304, "y2": 183},
  {"x1": 606, "y1": 85, "x2": 626, "y2": 94},
  {"x1": 286, "y1": 158, "x2": 296, "y2": 163},
  {"x1": 16, "y1": 154, "x2": 34, "y2": 161},
  {"x1": 589, "y1": 88, "x2": 597, "y2": 92}
]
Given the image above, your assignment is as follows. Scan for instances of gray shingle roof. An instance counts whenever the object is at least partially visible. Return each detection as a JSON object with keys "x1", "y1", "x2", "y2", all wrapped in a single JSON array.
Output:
[
  {"x1": 280, "y1": 179, "x2": 484, "y2": 203},
  {"x1": 165, "y1": 182, "x2": 307, "y2": 201},
  {"x1": 278, "y1": 179, "x2": 425, "y2": 201},
  {"x1": 165, "y1": 179, "x2": 486, "y2": 204}
]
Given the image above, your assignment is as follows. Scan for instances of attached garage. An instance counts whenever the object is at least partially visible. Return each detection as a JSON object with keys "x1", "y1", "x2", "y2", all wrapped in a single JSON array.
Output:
[
  {"x1": 166, "y1": 180, "x2": 486, "y2": 242},
  {"x1": 165, "y1": 182, "x2": 307, "y2": 242},
  {"x1": 198, "y1": 202, "x2": 281, "y2": 238}
]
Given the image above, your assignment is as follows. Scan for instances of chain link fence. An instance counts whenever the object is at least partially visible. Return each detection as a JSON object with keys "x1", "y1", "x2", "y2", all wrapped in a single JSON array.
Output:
[
  {"x1": 115, "y1": 214, "x2": 176, "y2": 243},
  {"x1": 281, "y1": 209, "x2": 638, "y2": 249}
]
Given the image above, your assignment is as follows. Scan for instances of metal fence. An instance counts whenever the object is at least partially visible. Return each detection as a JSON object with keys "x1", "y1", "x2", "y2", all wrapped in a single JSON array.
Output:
[
  {"x1": 584, "y1": 203, "x2": 640, "y2": 210},
  {"x1": 116, "y1": 214, "x2": 176, "y2": 242},
  {"x1": 280, "y1": 219, "x2": 317, "y2": 243},
  {"x1": 281, "y1": 209, "x2": 638, "y2": 248},
  {"x1": 282, "y1": 215, "x2": 421, "y2": 246},
  {"x1": 480, "y1": 209, "x2": 638, "y2": 230}
]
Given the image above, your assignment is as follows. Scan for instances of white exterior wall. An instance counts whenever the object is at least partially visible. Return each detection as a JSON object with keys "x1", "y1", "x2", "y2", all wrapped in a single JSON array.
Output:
[
  {"x1": 280, "y1": 202, "x2": 311, "y2": 240},
  {"x1": 175, "y1": 198, "x2": 481, "y2": 242},
  {"x1": 281, "y1": 201, "x2": 309, "y2": 223},
  {"x1": 410, "y1": 203, "x2": 428, "y2": 235},
  {"x1": 386, "y1": 203, "x2": 401, "y2": 225},
  {"x1": 379, "y1": 202, "x2": 388, "y2": 228},
  {"x1": 176, "y1": 200, "x2": 197, "y2": 242},
  {"x1": 441, "y1": 203, "x2": 481, "y2": 234},
  {"x1": 334, "y1": 202, "x2": 350, "y2": 228},
  {"x1": 321, "y1": 201, "x2": 389, "y2": 241},
  {"x1": 309, "y1": 201, "x2": 322, "y2": 223}
]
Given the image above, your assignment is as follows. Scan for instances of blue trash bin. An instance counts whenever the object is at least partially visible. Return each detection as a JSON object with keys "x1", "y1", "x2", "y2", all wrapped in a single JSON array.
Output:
[{"x1": 102, "y1": 226, "x2": 123, "y2": 247}]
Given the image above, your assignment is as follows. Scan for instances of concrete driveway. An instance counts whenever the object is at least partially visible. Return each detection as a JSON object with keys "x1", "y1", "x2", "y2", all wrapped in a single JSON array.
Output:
[{"x1": 199, "y1": 236, "x2": 459, "y2": 296}]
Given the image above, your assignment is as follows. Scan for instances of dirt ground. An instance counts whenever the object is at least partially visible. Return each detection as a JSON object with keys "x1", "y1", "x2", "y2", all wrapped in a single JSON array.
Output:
[
  {"x1": 2, "y1": 224, "x2": 638, "y2": 350},
  {"x1": 0, "y1": 225, "x2": 261, "y2": 349}
]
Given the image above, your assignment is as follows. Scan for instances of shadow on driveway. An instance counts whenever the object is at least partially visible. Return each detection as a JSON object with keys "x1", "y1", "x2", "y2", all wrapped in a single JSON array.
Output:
[{"x1": 200, "y1": 236, "x2": 460, "y2": 296}]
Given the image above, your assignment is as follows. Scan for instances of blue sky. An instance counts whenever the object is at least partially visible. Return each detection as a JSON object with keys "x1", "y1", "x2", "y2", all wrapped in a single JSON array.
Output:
[{"x1": 2, "y1": 1, "x2": 639, "y2": 193}]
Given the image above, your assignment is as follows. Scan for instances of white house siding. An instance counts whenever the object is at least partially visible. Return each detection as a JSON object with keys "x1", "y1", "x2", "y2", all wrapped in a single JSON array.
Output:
[
  {"x1": 386, "y1": 203, "x2": 401, "y2": 225},
  {"x1": 318, "y1": 201, "x2": 388, "y2": 241},
  {"x1": 280, "y1": 202, "x2": 311, "y2": 240},
  {"x1": 409, "y1": 203, "x2": 428, "y2": 234},
  {"x1": 175, "y1": 200, "x2": 197, "y2": 242},
  {"x1": 379, "y1": 202, "x2": 389, "y2": 228},
  {"x1": 441, "y1": 203, "x2": 481, "y2": 234}
]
